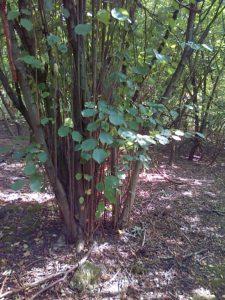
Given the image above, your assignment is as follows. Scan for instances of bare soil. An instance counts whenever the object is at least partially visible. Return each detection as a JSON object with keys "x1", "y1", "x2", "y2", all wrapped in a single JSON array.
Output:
[{"x1": 1, "y1": 122, "x2": 225, "y2": 299}]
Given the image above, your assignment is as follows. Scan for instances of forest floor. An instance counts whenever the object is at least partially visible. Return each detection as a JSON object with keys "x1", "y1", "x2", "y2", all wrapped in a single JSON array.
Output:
[{"x1": 0, "y1": 122, "x2": 225, "y2": 300}]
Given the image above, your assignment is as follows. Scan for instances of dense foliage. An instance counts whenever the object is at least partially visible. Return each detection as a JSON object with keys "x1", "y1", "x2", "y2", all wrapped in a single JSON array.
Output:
[{"x1": 0, "y1": 0, "x2": 224, "y2": 246}]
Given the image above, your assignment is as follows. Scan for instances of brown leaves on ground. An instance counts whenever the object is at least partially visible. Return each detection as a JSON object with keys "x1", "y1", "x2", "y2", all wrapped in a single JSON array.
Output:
[{"x1": 1, "y1": 129, "x2": 225, "y2": 299}]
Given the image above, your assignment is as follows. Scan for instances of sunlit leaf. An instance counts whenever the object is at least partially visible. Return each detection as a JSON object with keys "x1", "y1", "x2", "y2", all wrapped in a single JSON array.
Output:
[
  {"x1": 196, "y1": 132, "x2": 205, "y2": 139},
  {"x1": 111, "y1": 8, "x2": 130, "y2": 22},
  {"x1": 75, "y1": 173, "x2": 82, "y2": 180},
  {"x1": 84, "y1": 174, "x2": 93, "y2": 181},
  {"x1": 97, "y1": 9, "x2": 110, "y2": 25},
  {"x1": 79, "y1": 197, "x2": 85, "y2": 204}
]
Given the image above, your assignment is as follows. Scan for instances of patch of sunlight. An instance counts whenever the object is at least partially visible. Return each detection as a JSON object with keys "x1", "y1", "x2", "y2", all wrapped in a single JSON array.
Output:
[
  {"x1": 182, "y1": 190, "x2": 193, "y2": 197},
  {"x1": 140, "y1": 172, "x2": 165, "y2": 183},
  {"x1": 191, "y1": 287, "x2": 216, "y2": 300},
  {"x1": 193, "y1": 179, "x2": 214, "y2": 186},
  {"x1": 184, "y1": 215, "x2": 201, "y2": 225},
  {"x1": 165, "y1": 238, "x2": 184, "y2": 246},
  {"x1": 151, "y1": 268, "x2": 177, "y2": 287},
  {"x1": 138, "y1": 190, "x2": 150, "y2": 198},
  {"x1": 3, "y1": 161, "x2": 24, "y2": 170},
  {"x1": 0, "y1": 191, "x2": 53, "y2": 203}
]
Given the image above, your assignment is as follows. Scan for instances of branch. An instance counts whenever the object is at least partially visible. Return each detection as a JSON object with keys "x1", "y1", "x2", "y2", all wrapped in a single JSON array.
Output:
[
  {"x1": 0, "y1": 243, "x2": 95, "y2": 300},
  {"x1": 0, "y1": 0, "x2": 17, "y2": 81}
]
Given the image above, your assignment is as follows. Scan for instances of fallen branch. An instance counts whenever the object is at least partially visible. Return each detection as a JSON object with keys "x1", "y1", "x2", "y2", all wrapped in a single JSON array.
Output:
[{"x1": 0, "y1": 243, "x2": 95, "y2": 300}]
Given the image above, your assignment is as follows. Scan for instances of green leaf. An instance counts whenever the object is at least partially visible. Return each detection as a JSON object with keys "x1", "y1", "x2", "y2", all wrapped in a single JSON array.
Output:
[
  {"x1": 58, "y1": 126, "x2": 70, "y2": 137},
  {"x1": 79, "y1": 197, "x2": 85, "y2": 204},
  {"x1": 7, "y1": 10, "x2": 20, "y2": 20},
  {"x1": 170, "y1": 110, "x2": 179, "y2": 120},
  {"x1": 29, "y1": 175, "x2": 42, "y2": 192},
  {"x1": 97, "y1": 9, "x2": 110, "y2": 25},
  {"x1": 24, "y1": 163, "x2": 36, "y2": 176},
  {"x1": 97, "y1": 202, "x2": 105, "y2": 213},
  {"x1": 96, "y1": 182, "x2": 104, "y2": 192},
  {"x1": 75, "y1": 173, "x2": 82, "y2": 180},
  {"x1": 81, "y1": 138, "x2": 97, "y2": 152},
  {"x1": 105, "y1": 176, "x2": 119, "y2": 189},
  {"x1": 42, "y1": 92, "x2": 49, "y2": 98},
  {"x1": 172, "y1": 135, "x2": 181, "y2": 141},
  {"x1": 64, "y1": 118, "x2": 74, "y2": 128},
  {"x1": 118, "y1": 128, "x2": 136, "y2": 141},
  {"x1": 41, "y1": 117, "x2": 51, "y2": 125},
  {"x1": 81, "y1": 152, "x2": 91, "y2": 161},
  {"x1": 44, "y1": 0, "x2": 53, "y2": 11},
  {"x1": 11, "y1": 180, "x2": 24, "y2": 191},
  {"x1": 82, "y1": 108, "x2": 97, "y2": 117},
  {"x1": 47, "y1": 34, "x2": 59, "y2": 46},
  {"x1": 21, "y1": 8, "x2": 31, "y2": 16},
  {"x1": 19, "y1": 55, "x2": 42, "y2": 69},
  {"x1": 153, "y1": 49, "x2": 168, "y2": 62},
  {"x1": 109, "y1": 71, "x2": 127, "y2": 83},
  {"x1": 85, "y1": 102, "x2": 96, "y2": 108},
  {"x1": 196, "y1": 132, "x2": 205, "y2": 139},
  {"x1": 58, "y1": 44, "x2": 68, "y2": 53},
  {"x1": 92, "y1": 148, "x2": 108, "y2": 164},
  {"x1": 26, "y1": 143, "x2": 40, "y2": 153},
  {"x1": 104, "y1": 175, "x2": 118, "y2": 203},
  {"x1": 87, "y1": 122, "x2": 100, "y2": 132},
  {"x1": 111, "y1": 8, "x2": 130, "y2": 22},
  {"x1": 84, "y1": 174, "x2": 93, "y2": 181},
  {"x1": 12, "y1": 150, "x2": 25, "y2": 160},
  {"x1": 37, "y1": 152, "x2": 48, "y2": 163},
  {"x1": 20, "y1": 18, "x2": 33, "y2": 31},
  {"x1": 0, "y1": 145, "x2": 11, "y2": 154},
  {"x1": 99, "y1": 131, "x2": 114, "y2": 145},
  {"x1": 71, "y1": 131, "x2": 83, "y2": 142},
  {"x1": 155, "y1": 134, "x2": 169, "y2": 145},
  {"x1": 62, "y1": 8, "x2": 70, "y2": 18},
  {"x1": 132, "y1": 65, "x2": 149, "y2": 76},
  {"x1": 102, "y1": 121, "x2": 110, "y2": 132},
  {"x1": 75, "y1": 24, "x2": 92, "y2": 36},
  {"x1": 202, "y1": 44, "x2": 213, "y2": 52},
  {"x1": 175, "y1": 130, "x2": 184, "y2": 136},
  {"x1": 109, "y1": 111, "x2": 125, "y2": 126},
  {"x1": 186, "y1": 41, "x2": 200, "y2": 50},
  {"x1": 161, "y1": 129, "x2": 172, "y2": 137},
  {"x1": 137, "y1": 134, "x2": 156, "y2": 147}
]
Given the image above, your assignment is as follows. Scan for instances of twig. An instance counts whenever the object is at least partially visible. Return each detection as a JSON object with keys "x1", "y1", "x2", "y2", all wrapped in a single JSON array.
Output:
[
  {"x1": 183, "y1": 248, "x2": 207, "y2": 260},
  {"x1": 0, "y1": 243, "x2": 95, "y2": 300},
  {"x1": 0, "y1": 276, "x2": 8, "y2": 296},
  {"x1": 141, "y1": 229, "x2": 146, "y2": 248}
]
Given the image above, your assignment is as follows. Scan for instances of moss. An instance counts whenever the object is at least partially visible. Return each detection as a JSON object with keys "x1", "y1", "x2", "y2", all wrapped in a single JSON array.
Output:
[{"x1": 70, "y1": 261, "x2": 103, "y2": 291}]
